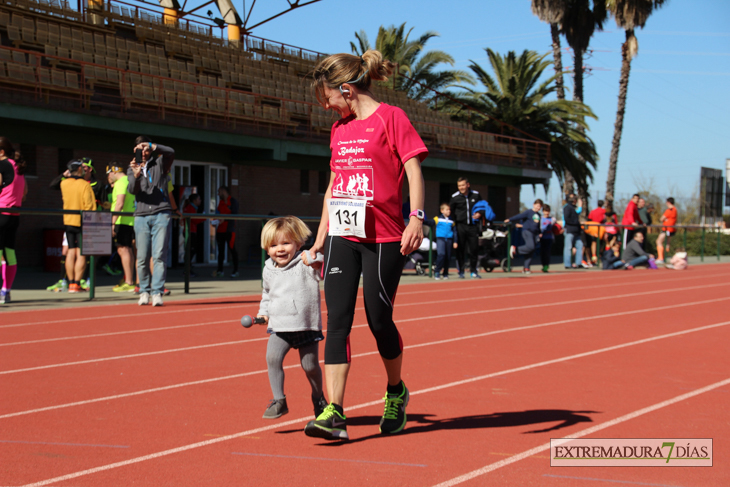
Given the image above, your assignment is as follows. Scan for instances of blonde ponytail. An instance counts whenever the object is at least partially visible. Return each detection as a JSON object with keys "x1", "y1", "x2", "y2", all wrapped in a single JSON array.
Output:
[{"x1": 311, "y1": 49, "x2": 395, "y2": 106}]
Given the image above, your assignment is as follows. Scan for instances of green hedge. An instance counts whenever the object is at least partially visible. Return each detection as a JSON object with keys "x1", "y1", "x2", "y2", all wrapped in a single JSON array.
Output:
[{"x1": 644, "y1": 230, "x2": 730, "y2": 257}]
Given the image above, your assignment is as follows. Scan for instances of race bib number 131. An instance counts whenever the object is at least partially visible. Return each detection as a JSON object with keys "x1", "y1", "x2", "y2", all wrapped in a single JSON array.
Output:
[{"x1": 328, "y1": 198, "x2": 367, "y2": 238}]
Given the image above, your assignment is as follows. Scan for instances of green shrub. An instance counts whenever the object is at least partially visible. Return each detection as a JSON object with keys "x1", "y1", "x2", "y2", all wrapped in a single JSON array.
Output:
[{"x1": 644, "y1": 230, "x2": 730, "y2": 257}]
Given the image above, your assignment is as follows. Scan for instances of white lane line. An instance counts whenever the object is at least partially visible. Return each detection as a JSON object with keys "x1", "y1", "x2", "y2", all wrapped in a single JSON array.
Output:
[
  {"x1": 3, "y1": 295, "x2": 728, "y2": 420},
  {"x1": 0, "y1": 320, "x2": 234, "y2": 347},
  {"x1": 394, "y1": 273, "x2": 719, "y2": 309},
  {"x1": 1, "y1": 282, "x2": 726, "y2": 374},
  {"x1": 432, "y1": 377, "x2": 730, "y2": 487},
  {"x1": 0, "y1": 337, "x2": 266, "y2": 375},
  {"x1": 396, "y1": 266, "x2": 728, "y2": 296},
  {"x1": 2, "y1": 272, "x2": 715, "y2": 347},
  {"x1": 0, "y1": 304, "x2": 252, "y2": 329},
  {"x1": 20, "y1": 321, "x2": 730, "y2": 487},
  {"x1": 4, "y1": 267, "x2": 726, "y2": 329}
]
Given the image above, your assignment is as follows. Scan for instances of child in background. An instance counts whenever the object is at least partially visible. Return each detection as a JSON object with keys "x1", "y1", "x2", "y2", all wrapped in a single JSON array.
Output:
[
  {"x1": 666, "y1": 250, "x2": 688, "y2": 270},
  {"x1": 505, "y1": 199, "x2": 543, "y2": 274},
  {"x1": 539, "y1": 204, "x2": 556, "y2": 273},
  {"x1": 602, "y1": 241, "x2": 624, "y2": 270},
  {"x1": 604, "y1": 211, "x2": 618, "y2": 250},
  {"x1": 257, "y1": 216, "x2": 328, "y2": 420},
  {"x1": 433, "y1": 203, "x2": 457, "y2": 280}
]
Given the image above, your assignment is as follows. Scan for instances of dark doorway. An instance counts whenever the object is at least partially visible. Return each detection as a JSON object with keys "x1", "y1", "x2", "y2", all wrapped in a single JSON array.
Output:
[
  {"x1": 439, "y1": 182, "x2": 457, "y2": 206},
  {"x1": 489, "y1": 186, "x2": 507, "y2": 220}
]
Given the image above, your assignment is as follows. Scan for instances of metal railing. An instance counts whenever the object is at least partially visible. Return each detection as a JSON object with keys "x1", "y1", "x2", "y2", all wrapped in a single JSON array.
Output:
[{"x1": 0, "y1": 207, "x2": 435, "y2": 300}]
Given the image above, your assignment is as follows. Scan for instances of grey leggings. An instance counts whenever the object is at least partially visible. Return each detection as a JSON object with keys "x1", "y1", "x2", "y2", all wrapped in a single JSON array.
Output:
[{"x1": 266, "y1": 333, "x2": 323, "y2": 400}]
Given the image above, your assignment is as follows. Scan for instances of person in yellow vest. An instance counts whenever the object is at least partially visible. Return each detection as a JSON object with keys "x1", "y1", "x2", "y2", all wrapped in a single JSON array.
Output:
[
  {"x1": 107, "y1": 164, "x2": 137, "y2": 292},
  {"x1": 60, "y1": 160, "x2": 97, "y2": 293}
]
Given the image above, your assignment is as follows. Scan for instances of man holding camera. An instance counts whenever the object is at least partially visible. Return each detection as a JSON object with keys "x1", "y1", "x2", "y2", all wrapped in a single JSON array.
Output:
[{"x1": 127, "y1": 136, "x2": 175, "y2": 306}]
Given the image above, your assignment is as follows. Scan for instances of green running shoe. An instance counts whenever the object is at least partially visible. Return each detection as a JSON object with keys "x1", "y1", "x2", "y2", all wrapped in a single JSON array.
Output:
[
  {"x1": 380, "y1": 381, "x2": 409, "y2": 434},
  {"x1": 304, "y1": 404, "x2": 348, "y2": 440},
  {"x1": 80, "y1": 279, "x2": 90, "y2": 291},
  {"x1": 47, "y1": 280, "x2": 65, "y2": 291}
]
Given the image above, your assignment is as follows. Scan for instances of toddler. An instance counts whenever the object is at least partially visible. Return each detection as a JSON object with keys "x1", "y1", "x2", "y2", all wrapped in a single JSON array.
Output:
[
  {"x1": 257, "y1": 216, "x2": 327, "y2": 419},
  {"x1": 433, "y1": 203, "x2": 457, "y2": 279}
]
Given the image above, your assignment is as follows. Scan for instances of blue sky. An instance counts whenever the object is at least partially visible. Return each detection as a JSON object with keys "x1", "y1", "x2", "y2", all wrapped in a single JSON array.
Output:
[{"x1": 197, "y1": 0, "x2": 730, "y2": 207}]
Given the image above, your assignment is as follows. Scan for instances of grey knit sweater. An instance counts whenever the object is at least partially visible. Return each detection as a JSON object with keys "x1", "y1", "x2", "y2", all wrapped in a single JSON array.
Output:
[{"x1": 258, "y1": 251, "x2": 322, "y2": 332}]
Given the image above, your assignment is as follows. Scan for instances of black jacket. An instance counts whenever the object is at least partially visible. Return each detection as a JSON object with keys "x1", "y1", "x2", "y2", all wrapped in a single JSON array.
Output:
[
  {"x1": 449, "y1": 190, "x2": 482, "y2": 225},
  {"x1": 563, "y1": 203, "x2": 581, "y2": 234}
]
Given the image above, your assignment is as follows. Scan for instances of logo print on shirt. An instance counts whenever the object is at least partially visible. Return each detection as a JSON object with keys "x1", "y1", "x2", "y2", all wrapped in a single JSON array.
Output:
[
  {"x1": 329, "y1": 267, "x2": 342, "y2": 275},
  {"x1": 332, "y1": 168, "x2": 374, "y2": 201},
  {"x1": 366, "y1": 128, "x2": 375, "y2": 132}
]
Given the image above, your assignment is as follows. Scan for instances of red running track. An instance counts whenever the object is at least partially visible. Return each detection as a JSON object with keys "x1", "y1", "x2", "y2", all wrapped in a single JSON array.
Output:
[{"x1": 1, "y1": 265, "x2": 729, "y2": 486}]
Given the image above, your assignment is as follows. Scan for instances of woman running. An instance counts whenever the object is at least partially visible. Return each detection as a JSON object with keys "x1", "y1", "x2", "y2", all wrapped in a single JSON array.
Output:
[{"x1": 304, "y1": 50, "x2": 427, "y2": 440}]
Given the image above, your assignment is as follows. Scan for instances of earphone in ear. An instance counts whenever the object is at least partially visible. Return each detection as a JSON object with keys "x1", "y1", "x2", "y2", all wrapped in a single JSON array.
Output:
[{"x1": 341, "y1": 89, "x2": 350, "y2": 94}]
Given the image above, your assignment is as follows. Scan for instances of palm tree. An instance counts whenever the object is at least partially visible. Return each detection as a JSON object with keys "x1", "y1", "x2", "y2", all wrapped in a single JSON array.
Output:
[
  {"x1": 604, "y1": 0, "x2": 668, "y2": 211},
  {"x1": 351, "y1": 23, "x2": 473, "y2": 103},
  {"x1": 531, "y1": 0, "x2": 567, "y2": 100},
  {"x1": 559, "y1": 0, "x2": 607, "y2": 201},
  {"x1": 440, "y1": 49, "x2": 598, "y2": 195}
]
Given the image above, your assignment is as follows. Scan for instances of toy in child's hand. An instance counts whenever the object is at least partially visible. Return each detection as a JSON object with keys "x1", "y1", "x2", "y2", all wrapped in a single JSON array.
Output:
[{"x1": 241, "y1": 315, "x2": 267, "y2": 328}]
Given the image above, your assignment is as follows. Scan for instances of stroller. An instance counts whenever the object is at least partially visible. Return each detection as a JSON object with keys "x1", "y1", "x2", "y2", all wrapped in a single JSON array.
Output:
[
  {"x1": 403, "y1": 236, "x2": 436, "y2": 276},
  {"x1": 478, "y1": 223, "x2": 509, "y2": 272}
]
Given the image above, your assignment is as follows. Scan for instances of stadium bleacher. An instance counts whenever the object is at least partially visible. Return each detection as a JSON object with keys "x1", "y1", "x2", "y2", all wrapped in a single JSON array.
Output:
[{"x1": 0, "y1": 0, "x2": 548, "y2": 168}]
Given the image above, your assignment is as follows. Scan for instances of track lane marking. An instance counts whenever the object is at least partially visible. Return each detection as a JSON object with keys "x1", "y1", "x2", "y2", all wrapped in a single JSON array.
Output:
[
  {"x1": 2, "y1": 272, "x2": 723, "y2": 347},
  {"x1": 1, "y1": 282, "x2": 727, "y2": 374},
  {"x1": 20, "y1": 320, "x2": 730, "y2": 487},
  {"x1": 3, "y1": 295, "x2": 728, "y2": 420},
  {"x1": 3, "y1": 266, "x2": 727, "y2": 328},
  {"x1": 432, "y1": 377, "x2": 730, "y2": 486}
]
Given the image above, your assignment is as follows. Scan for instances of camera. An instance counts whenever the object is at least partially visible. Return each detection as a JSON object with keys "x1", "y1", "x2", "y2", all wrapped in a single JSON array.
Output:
[{"x1": 135, "y1": 148, "x2": 143, "y2": 165}]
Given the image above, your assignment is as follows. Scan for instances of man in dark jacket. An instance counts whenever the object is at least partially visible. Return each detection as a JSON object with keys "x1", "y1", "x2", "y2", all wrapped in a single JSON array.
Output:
[
  {"x1": 562, "y1": 194, "x2": 583, "y2": 269},
  {"x1": 449, "y1": 177, "x2": 483, "y2": 278},
  {"x1": 128, "y1": 135, "x2": 175, "y2": 307}
]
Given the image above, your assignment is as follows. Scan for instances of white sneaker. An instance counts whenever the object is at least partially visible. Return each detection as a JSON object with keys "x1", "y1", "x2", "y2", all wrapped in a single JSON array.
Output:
[
  {"x1": 138, "y1": 292, "x2": 150, "y2": 306},
  {"x1": 152, "y1": 294, "x2": 163, "y2": 307}
]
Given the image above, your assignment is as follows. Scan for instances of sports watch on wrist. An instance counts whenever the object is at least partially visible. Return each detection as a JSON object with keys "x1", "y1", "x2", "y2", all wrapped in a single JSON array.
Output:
[{"x1": 409, "y1": 209, "x2": 425, "y2": 221}]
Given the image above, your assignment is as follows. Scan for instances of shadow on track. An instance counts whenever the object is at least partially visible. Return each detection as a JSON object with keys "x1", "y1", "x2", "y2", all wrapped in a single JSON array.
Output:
[{"x1": 276, "y1": 409, "x2": 600, "y2": 445}]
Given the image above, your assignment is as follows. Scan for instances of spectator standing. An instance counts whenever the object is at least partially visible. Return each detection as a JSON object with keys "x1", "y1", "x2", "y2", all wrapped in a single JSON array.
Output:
[
  {"x1": 540, "y1": 204, "x2": 556, "y2": 273},
  {"x1": 127, "y1": 136, "x2": 175, "y2": 307},
  {"x1": 655, "y1": 197, "x2": 677, "y2": 265},
  {"x1": 449, "y1": 177, "x2": 483, "y2": 279},
  {"x1": 433, "y1": 202, "x2": 457, "y2": 280},
  {"x1": 214, "y1": 185, "x2": 239, "y2": 278},
  {"x1": 563, "y1": 194, "x2": 584, "y2": 269},
  {"x1": 637, "y1": 198, "x2": 653, "y2": 248},
  {"x1": 0, "y1": 137, "x2": 15, "y2": 192},
  {"x1": 621, "y1": 194, "x2": 642, "y2": 247},
  {"x1": 60, "y1": 160, "x2": 96, "y2": 293},
  {"x1": 0, "y1": 140, "x2": 27, "y2": 304},
  {"x1": 586, "y1": 199, "x2": 607, "y2": 264},
  {"x1": 506, "y1": 199, "x2": 543, "y2": 274},
  {"x1": 107, "y1": 164, "x2": 136, "y2": 293},
  {"x1": 183, "y1": 193, "x2": 204, "y2": 276}
]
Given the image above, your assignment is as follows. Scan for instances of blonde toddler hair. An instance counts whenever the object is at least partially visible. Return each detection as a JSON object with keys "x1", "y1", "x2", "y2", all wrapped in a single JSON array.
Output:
[{"x1": 261, "y1": 216, "x2": 312, "y2": 249}]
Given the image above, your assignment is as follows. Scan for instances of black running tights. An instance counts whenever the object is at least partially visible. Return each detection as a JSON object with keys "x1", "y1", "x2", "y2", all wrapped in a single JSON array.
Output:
[{"x1": 323, "y1": 237, "x2": 405, "y2": 364}]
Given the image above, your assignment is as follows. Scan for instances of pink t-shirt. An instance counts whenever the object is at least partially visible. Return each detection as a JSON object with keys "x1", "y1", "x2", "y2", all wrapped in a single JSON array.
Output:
[
  {"x1": 0, "y1": 159, "x2": 25, "y2": 216},
  {"x1": 329, "y1": 103, "x2": 428, "y2": 243}
]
